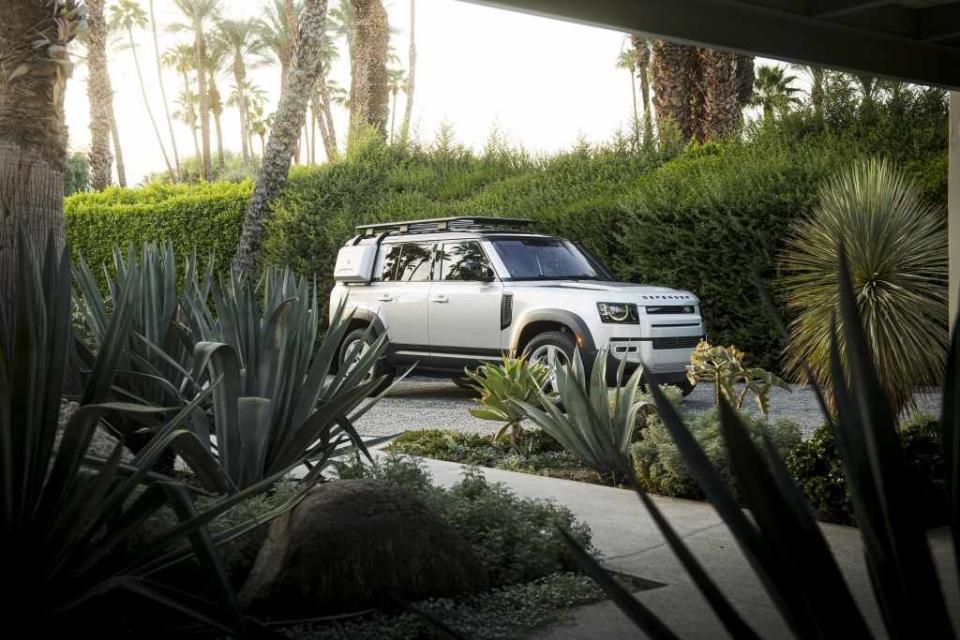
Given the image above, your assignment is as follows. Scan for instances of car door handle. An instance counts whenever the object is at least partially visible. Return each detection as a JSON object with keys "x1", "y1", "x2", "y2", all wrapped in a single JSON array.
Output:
[
  {"x1": 377, "y1": 294, "x2": 394, "y2": 302},
  {"x1": 430, "y1": 294, "x2": 449, "y2": 303}
]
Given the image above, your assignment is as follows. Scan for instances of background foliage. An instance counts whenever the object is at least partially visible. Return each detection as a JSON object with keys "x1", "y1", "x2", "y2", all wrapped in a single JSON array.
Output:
[{"x1": 64, "y1": 85, "x2": 947, "y2": 369}]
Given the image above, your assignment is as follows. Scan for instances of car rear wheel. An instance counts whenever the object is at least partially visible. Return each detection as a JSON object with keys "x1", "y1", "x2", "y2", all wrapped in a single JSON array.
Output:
[{"x1": 339, "y1": 328, "x2": 395, "y2": 396}]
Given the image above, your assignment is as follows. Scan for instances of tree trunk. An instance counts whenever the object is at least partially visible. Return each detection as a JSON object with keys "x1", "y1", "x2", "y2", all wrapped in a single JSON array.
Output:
[
  {"x1": 734, "y1": 55, "x2": 755, "y2": 110},
  {"x1": 0, "y1": 1, "x2": 73, "y2": 345},
  {"x1": 85, "y1": 0, "x2": 113, "y2": 190},
  {"x1": 651, "y1": 40, "x2": 698, "y2": 143},
  {"x1": 234, "y1": 59, "x2": 251, "y2": 163},
  {"x1": 233, "y1": 0, "x2": 330, "y2": 275},
  {"x1": 389, "y1": 89, "x2": 398, "y2": 143},
  {"x1": 628, "y1": 71, "x2": 638, "y2": 146},
  {"x1": 194, "y1": 32, "x2": 212, "y2": 181},
  {"x1": 150, "y1": 0, "x2": 181, "y2": 182},
  {"x1": 631, "y1": 36, "x2": 653, "y2": 149},
  {"x1": 317, "y1": 72, "x2": 339, "y2": 158},
  {"x1": 700, "y1": 48, "x2": 740, "y2": 141},
  {"x1": 108, "y1": 103, "x2": 127, "y2": 186},
  {"x1": 399, "y1": 0, "x2": 416, "y2": 145},
  {"x1": 348, "y1": 0, "x2": 390, "y2": 142},
  {"x1": 128, "y1": 27, "x2": 176, "y2": 179},
  {"x1": 209, "y1": 74, "x2": 225, "y2": 172}
]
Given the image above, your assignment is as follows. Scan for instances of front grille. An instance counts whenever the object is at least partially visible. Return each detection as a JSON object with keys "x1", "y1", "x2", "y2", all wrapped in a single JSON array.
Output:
[
  {"x1": 646, "y1": 305, "x2": 695, "y2": 315},
  {"x1": 652, "y1": 335, "x2": 700, "y2": 350}
]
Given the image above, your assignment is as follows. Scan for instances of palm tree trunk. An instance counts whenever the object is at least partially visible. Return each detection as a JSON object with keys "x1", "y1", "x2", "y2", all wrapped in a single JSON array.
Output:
[
  {"x1": 150, "y1": 0, "x2": 180, "y2": 182},
  {"x1": 700, "y1": 48, "x2": 740, "y2": 141},
  {"x1": 85, "y1": 0, "x2": 113, "y2": 190},
  {"x1": 234, "y1": 0, "x2": 330, "y2": 275},
  {"x1": 390, "y1": 90, "x2": 398, "y2": 143},
  {"x1": 399, "y1": 0, "x2": 416, "y2": 145},
  {"x1": 631, "y1": 36, "x2": 654, "y2": 149},
  {"x1": 317, "y1": 72, "x2": 339, "y2": 158},
  {"x1": 128, "y1": 28, "x2": 176, "y2": 179},
  {"x1": 651, "y1": 40, "x2": 698, "y2": 143},
  {"x1": 234, "y1": 60, "x2": 251, "y2": 163},
  {"x1": 214, "y1": 110, "x2": 226, "y2": 172},
  {"x1": 309, "y1": 101, "x2": 317, "y2": 163},
  {"x1": 629, "y1": 71, "x2": 639, "y2": 146},
  {"x1": 108, "y1": 103, "x2": 127, "y2": 186},
  {"x1": 348, "y1": 0, "x2": 390, "y2": 143},
  {"x1": 0, "y1": 2, "x2": 73, "y2": 344},
  {"x1": 194, "y1": 32, "x2": 212, "y2": 181}
]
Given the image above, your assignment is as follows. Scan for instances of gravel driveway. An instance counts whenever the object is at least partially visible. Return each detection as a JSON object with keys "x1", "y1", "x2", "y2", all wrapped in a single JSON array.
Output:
[{"x1": 354, "y1": 376, "x2": 943, "y2": 439}]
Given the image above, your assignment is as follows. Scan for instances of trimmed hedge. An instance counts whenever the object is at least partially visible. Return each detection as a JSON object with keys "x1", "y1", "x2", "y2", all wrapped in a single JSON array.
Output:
[
  {"x1": 64, "y1": 86, "x2": 947, "y2": 369},
  {"x1": 65, "y1": 181, "x2": 252, "y2": 276}
]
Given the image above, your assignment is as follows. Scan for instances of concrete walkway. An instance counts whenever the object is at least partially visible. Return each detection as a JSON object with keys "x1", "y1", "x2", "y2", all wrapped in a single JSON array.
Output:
[{"x1": 383, "y1": 451, "x2": 959, "y2": 639}]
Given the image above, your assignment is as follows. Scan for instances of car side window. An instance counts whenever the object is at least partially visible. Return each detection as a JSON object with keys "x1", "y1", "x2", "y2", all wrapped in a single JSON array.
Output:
[
  {"x1": 397, "y1": 242, "x2": 434, "y2": 282},
  {"x1": 438, "y1": 241, "x2": 492, "y2": 281},
  {"x1": 378, "y1": 244, "x2": 403, "y2": 281}
]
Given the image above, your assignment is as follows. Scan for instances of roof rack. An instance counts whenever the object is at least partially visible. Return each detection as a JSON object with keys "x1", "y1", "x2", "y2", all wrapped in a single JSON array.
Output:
[{"x1": 355, "y1": 216, "x2": 535, "y2": 237}]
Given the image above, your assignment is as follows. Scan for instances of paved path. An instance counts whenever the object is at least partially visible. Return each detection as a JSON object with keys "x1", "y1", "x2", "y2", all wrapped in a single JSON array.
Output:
[
  {"x1": 387, "y1": 453, "x2": 959, "y2": 639},
  {"x1": 355, "y1": 376, "x2": 943, "y2": 439}
]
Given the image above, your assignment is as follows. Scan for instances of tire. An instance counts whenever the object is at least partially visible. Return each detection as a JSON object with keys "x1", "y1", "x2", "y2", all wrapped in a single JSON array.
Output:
[
  {"x1": 339, "y1": 328, "x2": 395, "y2": 396},
  {"x1": 523, "y1": 331, "x2": 577, "y2": 394}
]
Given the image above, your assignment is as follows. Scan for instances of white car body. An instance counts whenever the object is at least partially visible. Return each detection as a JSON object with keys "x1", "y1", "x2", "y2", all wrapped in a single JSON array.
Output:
[{"x1": 330, "y1": 218, "x2": 704, "y2": 387}]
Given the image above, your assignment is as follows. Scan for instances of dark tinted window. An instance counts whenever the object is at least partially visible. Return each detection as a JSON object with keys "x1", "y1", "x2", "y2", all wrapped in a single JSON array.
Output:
[
  {"x1": 378, "y1": 244, "x2": 403, "y2": 281},
  {"x1": 397, "y1": 242, "x2": 434, "y2": 282},
  {"x1": 438, "y1": 241, "x2": 492, "y2": 281},
  {"x1": 490, "y1": 238, "x2": 599, "y2": 280}
]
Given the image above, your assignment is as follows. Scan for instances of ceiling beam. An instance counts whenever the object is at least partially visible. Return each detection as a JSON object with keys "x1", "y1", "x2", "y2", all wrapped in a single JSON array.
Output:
[
  {"x1": 460, "y1": 0, "x2": 960, "y2": 89},
  {"x1": 919, "y1": 3, "x2": 960, "y2": 43},
  {"x1": 811, "y1": 0, "x2": 894, "y2": 20}
]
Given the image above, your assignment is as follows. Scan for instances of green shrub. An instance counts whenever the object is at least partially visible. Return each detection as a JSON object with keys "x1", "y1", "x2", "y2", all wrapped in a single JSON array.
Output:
[
  {"x1": 631, "y1": 409, "x2": 802, "y2": 500},
  {"x1": 64, "y1": 180, "x2": 252, "y2": 279},
  {"x1": 338, "y1": 454, "x2": 593, "y2": 587},
  {"x1": 786, "y1": 414, "x2": 946, "y2": 526}
]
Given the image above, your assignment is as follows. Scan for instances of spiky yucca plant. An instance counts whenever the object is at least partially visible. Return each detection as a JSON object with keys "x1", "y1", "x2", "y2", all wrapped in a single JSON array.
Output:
[
  {"x1": 781, "y1": 157, "x2": 947, "y2": 418},
  {"x1": 465, "y1": 355, "x2": 553, "y2": 444}
]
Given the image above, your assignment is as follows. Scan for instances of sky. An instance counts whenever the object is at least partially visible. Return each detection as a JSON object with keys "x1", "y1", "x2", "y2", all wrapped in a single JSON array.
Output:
[{"x1": 63, "y1": 0, "x2": 784, "y2": 184}]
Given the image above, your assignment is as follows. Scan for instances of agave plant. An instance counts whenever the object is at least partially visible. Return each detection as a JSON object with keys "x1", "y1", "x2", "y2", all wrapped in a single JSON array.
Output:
[
  {"x1": 1, "y1": 238, "x2": 298, "y2": 635},
  {"x1": 465, "y1": 355, "x2": 553, "y2": 444},
  {"x1": 188, "y1": 267, "x2": 402, "y2": 490},
  {"x1": 559, "y1": 253, "x2": 958, "y2": 639},
  {"x1": 512, "y1": 351, "x2": 647, "y2": 483},
  {"x1": 687, "y1": 340, "x2": 790, "y2": 417},
  {"x1": 781, "y1": 157, "x2": 948, "y2": 419}
]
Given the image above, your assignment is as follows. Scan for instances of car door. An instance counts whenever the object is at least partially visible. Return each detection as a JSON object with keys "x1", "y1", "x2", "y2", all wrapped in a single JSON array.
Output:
[
  {"x1": 429, "y1": 240, "x2": 504, "y2": 359},
  {"x1": 371, "y1": 241, "x2": 433, "y2": 351}
]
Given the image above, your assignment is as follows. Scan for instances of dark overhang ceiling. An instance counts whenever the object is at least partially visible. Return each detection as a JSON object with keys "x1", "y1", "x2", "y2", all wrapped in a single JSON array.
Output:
[{"x1": 462, "y1": 0, "x2": 960, "y2": 89}]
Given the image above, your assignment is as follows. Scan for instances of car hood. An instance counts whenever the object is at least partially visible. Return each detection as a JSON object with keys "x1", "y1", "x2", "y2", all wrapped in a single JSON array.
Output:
[{"x1": 505, "y1": 280, "x2": 698, "y2": 302}]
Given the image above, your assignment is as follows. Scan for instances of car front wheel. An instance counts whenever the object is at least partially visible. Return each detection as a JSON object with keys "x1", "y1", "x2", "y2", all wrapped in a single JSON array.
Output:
[{"x1": 523, "y1": 331, "x2": 576, "y2": 394}]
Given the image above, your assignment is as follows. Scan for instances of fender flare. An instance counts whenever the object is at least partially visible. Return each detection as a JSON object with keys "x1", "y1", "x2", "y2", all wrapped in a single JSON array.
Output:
[
  {"x1": 509, "y1": 309, "x2": 596, "y2": 355},
  {"x1": 346, "y1": 307, "x2": 387, "y2": 337}
]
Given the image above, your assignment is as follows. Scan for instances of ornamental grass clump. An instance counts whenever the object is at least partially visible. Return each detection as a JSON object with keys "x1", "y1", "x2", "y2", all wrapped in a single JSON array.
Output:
[
  {"x1": 781, "y1": 157, "x2": 947, "y2": 418},
  {"x1": 465, "y1": 355, "x2": 553, "y2": 444}
]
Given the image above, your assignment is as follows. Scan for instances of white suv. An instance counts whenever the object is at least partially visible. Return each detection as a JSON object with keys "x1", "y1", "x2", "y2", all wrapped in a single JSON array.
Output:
[{"x1": 330, "y1": 217, "x2": 704, "y2": 393}]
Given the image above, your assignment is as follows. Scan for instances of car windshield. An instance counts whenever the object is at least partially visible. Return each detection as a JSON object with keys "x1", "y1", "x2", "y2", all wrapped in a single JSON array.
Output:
[{"x1": 490, "y1": 238, "x2": 602, "y2": 280}]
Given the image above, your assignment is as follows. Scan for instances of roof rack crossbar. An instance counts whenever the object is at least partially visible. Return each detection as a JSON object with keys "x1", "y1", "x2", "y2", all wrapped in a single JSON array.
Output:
[{"x1": 356, "y1": 216, "x2": 535, "y2": 237}]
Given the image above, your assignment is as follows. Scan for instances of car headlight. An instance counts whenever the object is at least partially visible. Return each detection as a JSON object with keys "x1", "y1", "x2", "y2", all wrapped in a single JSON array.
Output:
[{"x1": 597, "y1": 302, "x2": 638, "y2": 324}]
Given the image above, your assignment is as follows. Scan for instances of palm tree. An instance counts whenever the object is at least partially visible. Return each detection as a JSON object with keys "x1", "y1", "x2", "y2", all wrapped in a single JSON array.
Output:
[
  {"x1": 631, "y1": 35, "x2": 654, "y2": 148},
  {"x1": 347, "y1": 0, "x2": 390, "y2": 142},
  {"x1": 750, "y1": 65, "x2": 801, "y2": 121},
  {"x1": 171, "y1": 0, "x2": 222, "y2": 181},
  {"x1": 0, "y1": 2, "x2": 83, "y2": 336},
  {"x1": 217, "y1": 18, "x2": 265, "y2": 164},
  {"x1": 259, "y1": 0, "x2": 299, "y2": 87},
  {"x1": 110, "y1": 0, "x2": 177, "y2": 180},
  {"x1": 173, "y1": 89, "x2": 202, "y2": 178},
  {"x1": 616, "y1": 44, "x2": 640, "y2": 145},
  {"x1": 234, "y1": 0, "x2": 331, "y2": 274},
  {"x1": 314, "y1": 13, "x2": 343, "y2": 160},
  {"x1": 651, "y1": 40, "x2": 698, "y2": 142},
  {"x1": 83, "y1": 0, "x2": 115, "y2": 190},
  {"x1": 387, "y1": 65, "x2": 406, "y2": 143},
  {"x1": 164, "y1": 44, "x2": 203, "y2": 167},
  {"x1": 149, "y1": 0, "x2": 181, "y2": 181},
  {"x1": 399, "y1": 0, "x2": 417, "y2": 146},
  {"x1": 205, "y1": 39, "x2": 229, "y2": 172},
  {"x1": 699, "y1": 48, "x2": 740, "y2": 141}
]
